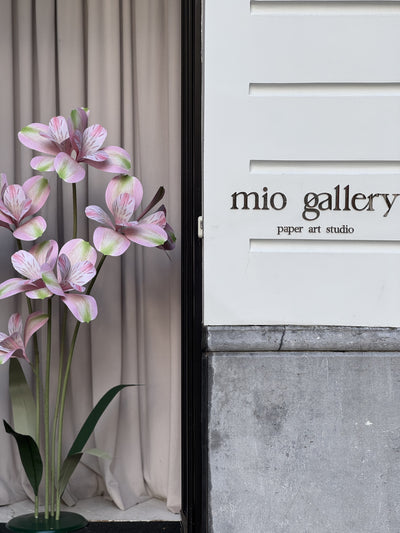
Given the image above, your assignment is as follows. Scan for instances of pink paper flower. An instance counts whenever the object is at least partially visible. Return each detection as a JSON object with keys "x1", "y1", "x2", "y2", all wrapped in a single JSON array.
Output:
[
  {"x1": 0, "y1": 174, "x2": 50, "y2": 241},
  {"x1": 0, "y1": 239, "x2": 98, "y2": 323},
  {"x1": 85, "y1": 175, "x2": 170, "y2": 256},
  {"x1": 0, "y1": 312, "x2": 48, "y2": 364},
  {"x1": 18, "y1": 108, "x2": 131, "y2": 183}
]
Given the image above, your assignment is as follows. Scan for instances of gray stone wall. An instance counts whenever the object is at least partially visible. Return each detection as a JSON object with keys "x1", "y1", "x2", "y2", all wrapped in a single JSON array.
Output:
[{"x1": 205, "y1": 326, "x2": 400, "y2": 533}]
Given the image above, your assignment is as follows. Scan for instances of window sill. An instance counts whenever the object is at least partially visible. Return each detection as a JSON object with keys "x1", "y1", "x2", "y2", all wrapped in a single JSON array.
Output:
[{"x1": 0, "y1": 496, "x2": 180, "y2": 523}]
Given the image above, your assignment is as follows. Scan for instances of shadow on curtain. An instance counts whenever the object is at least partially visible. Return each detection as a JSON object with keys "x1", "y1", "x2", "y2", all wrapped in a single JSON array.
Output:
[{"x1": 0, "y1": 0, "x2": 181, "y2": 514}]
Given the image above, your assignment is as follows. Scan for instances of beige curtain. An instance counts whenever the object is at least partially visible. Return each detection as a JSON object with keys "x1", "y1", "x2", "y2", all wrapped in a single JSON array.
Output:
[{"x1": 0, "y1": 0, "x2": 181, "y2": 513}]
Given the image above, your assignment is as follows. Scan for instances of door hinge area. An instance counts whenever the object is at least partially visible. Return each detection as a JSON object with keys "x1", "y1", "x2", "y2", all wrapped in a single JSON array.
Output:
[{"x1": 197, "y1": 215, "x2": 203, "y2": 239}]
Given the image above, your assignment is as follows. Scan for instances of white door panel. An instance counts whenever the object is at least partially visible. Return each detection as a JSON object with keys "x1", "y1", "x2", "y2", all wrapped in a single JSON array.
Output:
[{"x1": 203, "y1": 0, "x2": 400, "y2": 326}]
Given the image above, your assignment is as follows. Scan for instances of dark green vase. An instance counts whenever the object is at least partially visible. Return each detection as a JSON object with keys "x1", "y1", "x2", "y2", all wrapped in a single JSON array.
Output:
[{"x1": 6, "y1": 511, "x2": 87, "y2": 532}]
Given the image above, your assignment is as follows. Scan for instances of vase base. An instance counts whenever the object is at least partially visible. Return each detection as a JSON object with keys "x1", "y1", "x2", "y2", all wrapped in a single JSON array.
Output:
[{"x1": 6, "y1": 511, "x2": 88, "y2": 533}]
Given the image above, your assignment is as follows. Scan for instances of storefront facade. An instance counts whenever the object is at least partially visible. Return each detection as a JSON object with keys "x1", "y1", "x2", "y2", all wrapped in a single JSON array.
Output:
[{"x1": 183, "y1": 1, "x2": 400, "y2": 531}]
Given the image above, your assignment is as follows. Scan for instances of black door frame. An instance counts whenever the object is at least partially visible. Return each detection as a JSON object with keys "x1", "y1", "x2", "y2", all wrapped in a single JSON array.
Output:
[{"x1": 181, "y1": 1, "x2": 205, "y2": 532}]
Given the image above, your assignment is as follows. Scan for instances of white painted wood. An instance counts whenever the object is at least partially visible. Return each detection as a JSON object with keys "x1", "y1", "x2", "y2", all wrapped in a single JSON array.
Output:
[{"x1": 203, "y1": 0, "x2": 400, "y2": 326}]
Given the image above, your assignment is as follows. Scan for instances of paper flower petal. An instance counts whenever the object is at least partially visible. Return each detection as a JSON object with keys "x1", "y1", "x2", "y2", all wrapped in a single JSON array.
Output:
[
  {"x1": 23, "y1": 175, "x2": 50, "y2": 215},
  {"x1": 3, "y1": 185, "x2": 31, "y2": 222},
  {"x1": 42, "y1": 270, "x2": 65, "y2": 297},
  {"x1": 24, "y1": 312, "x2": 49, "y2": 346},
  {"x1": 88, "y1": 146, "x2": 131, "y2": 174},
  {"x1": 18, "y1": 123, "x2": 58, "y2": 155},
  {"x1": 54, "y1": 153, "x2": 85, "y2": 183},
  {"x1": 125, "y1": 223, "x2": 167, "y2": 247},
  {"x1": 105, "y1": 175, "x2": 142, "y2": 213},
  {"x1": 25, "y1": 287, "x2": 52, "y2": 300},
  {"x1": 11, "y1": 251, "x2": 41, "y2": 279},
  {"x1": 93, "y1": 227, "x2": 130, "y2": 256},
  {"x1": 81, "y1": 124, "x2": 107, "y2": 156},
  {"x1": 0, "y1": 278, "x2": 33, "y2": 299},
  {"x1": 59, "y1": 239, "x2": 97, "y2": 266},
  {"x1": 30, "y1": 156, "x2": 56, "y2": 172},
  {"x1": 13, "y1": 217, "x2": 47, "y2": 241},
  {"x1": 49, "y1": 116, "x2": 69, "y2": 145},
  {"x1": 85, "y1": 205, "x2": 114, "y2": 229},
  {"x1": 8, "y1": 314, "x2": 22, "y2": 336},
  {"x1": 69, "y1": 108, "x2": 89, "y2": 134},
  {"x1": 62, "y1": 294, "x2": 98, "y2": 323},
  {"x1": 29, "y1": 240, "x2": 58, "y2": 269},
  {"x1": 112, "y1": 193, "x2": 136, "y2": 225}
]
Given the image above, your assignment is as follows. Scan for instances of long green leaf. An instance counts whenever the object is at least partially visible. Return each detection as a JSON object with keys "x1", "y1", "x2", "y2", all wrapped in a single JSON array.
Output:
[
  {"x1": 58, "y1": 448, "x2": 110, "y2": 497},
  {"x1": 58, "y1": 453, "x2": 82, "y2": 497},
  {"x1": 9, "y1": 358, "x2": 36, "y2": 438},
  {"x1": 4, "y1": 420, "x2": 43, "y2": 495},
  {"x1": 59, "y1": 384, "x2": 136, "y2": 493},
  {"x1": 68, "y1": 384, "x2": 135, "y2": 455}
]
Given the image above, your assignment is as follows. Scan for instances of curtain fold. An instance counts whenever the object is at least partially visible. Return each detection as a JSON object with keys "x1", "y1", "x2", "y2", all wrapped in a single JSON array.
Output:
[{"x1": 0, "y1": 0, "x2": 181, "y2": 514}]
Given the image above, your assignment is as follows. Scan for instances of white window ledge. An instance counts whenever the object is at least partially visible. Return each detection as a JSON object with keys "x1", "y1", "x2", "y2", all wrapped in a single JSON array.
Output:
[{"x1": 0, "y1": 497, "x2": 180, "y2": 522}]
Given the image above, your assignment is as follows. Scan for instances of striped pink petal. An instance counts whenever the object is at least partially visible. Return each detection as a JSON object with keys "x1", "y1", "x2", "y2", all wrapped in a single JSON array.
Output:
[
  {"x1": 11, "y1": 250, "x2": 42, "y2": 279},
  {"x1": 18, "y1": 123, "x2": 59, "y2": 155},
  {"x1": 82, "y1": 149, "x2": 108, "y2": 163},
  {"x1": 105, "y1": 175, "x2": 142, "y2": 214},
  {"x1": 3, "y1": 185, "x2": 31, "y2": 222},
  {"x1": 140, "y1": 210, "x2": 166, "y2": 227},
  {"x1": 67, "y1": 261, "x2": 96, "y2": 288},
  {"x1": 88, "y1": 146, "x2": 132, "y2": 174},
  {"x1": 13, "y1": 216, "x2": 47, "y2": 241},
  {"x1": 62, "y1": 294, "x2": 98, "y2": 323},
  {"x1": 85, "y1": 205, "x2": 114, "y2": 229},
  {"x1": 0, "y1": 336, "x2": 24, "y2": 360},
  {"x1": 49, "y1": 116, "x2": 69, "y2": 145},
  {"x1": 81, "y1": 124, "x2": 107, "y2": 156},
  {"x1": 54, "y1": 153, "x2": 86, "y2": 183},
  {"x1": 112, "y1": 193, "x2": 136, "y2": 225},
  {"x1": 8, "y1": 314, "x2": 22, "y2": 336},
  {"x1": 0, "y1": 278, "x2": 33, "y2": 299},
  {"x1": 93, "y1": 227, "x2": 130, "y2": 256}
]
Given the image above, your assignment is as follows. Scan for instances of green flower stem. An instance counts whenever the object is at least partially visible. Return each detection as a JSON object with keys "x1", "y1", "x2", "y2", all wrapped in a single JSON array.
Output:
[
  {"x1": 44, "y1": 298, "x2": 52, "y2": 519},
  {"x1": 55, "y1": 254, "x2": 107, "y2": 520},
  {"x1": 27, "y1": 297, "x2": 41, "y2": 519},
  {"x1": 86, "y1": 254, "x2": 106, "y2": 296},
  {"x1": 55, "y1": 320, "x2": 80, "y2": 521},
  {"x1": 72, "y1": 183, "x2": 77, "y2": 239},
  {"x1": 19, "y1": 238, "x2": 41, "y2": 519},
  {"x1": 51, "y1": 309, "x2": 67, "y2": 516}
]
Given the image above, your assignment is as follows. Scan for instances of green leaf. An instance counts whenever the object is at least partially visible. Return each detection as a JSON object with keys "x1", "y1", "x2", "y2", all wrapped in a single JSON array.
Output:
[
  {"x1": 84, "y1": 448, "x2": 112, "y2": 460},
  {"x1": 58, "y1": 448, "x2": 111, "y2": 497},
  {"x1": 3, "y1": 420, "x2": 42, "y2": 495},
  {"x1": 58, "y1": 453, "x2": 82, "y2": 497},
  {"x1": 9, "y1": 359, "x2": 36, "y2": 438},
  {"x1": 58, "y1": 384, "x2": 136, "y2": 494}
]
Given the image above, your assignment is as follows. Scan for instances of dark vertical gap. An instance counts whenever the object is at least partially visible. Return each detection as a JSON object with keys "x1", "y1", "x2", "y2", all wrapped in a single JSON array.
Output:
[
  {"x1": 83, "y1": 0, "x2": 89, "y2": 108},
  {"x1": 32, "y1": 0, "x2": 39, "y2": 120},
  {"x1": 181, "y1": 0, "x2": 204, "y2": 532},
  {"x1": 54, "y1": 0, "x2": 64, "y2": 250},
  {"x1": 118, "y1": 0, "x2": 126, "y2": 377},
  {"x1": 83, "y1": 0, "x2": 89, "y2": 210},
  {"x1": 11, "y1": 1, "x2": 18, "y2": 177},
  {"x1": 119, "y1": 0, "x2": 124, "y2": 144},
  {"x1": 54, "y1": 0, "x2": 60, "y2": 116}
]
